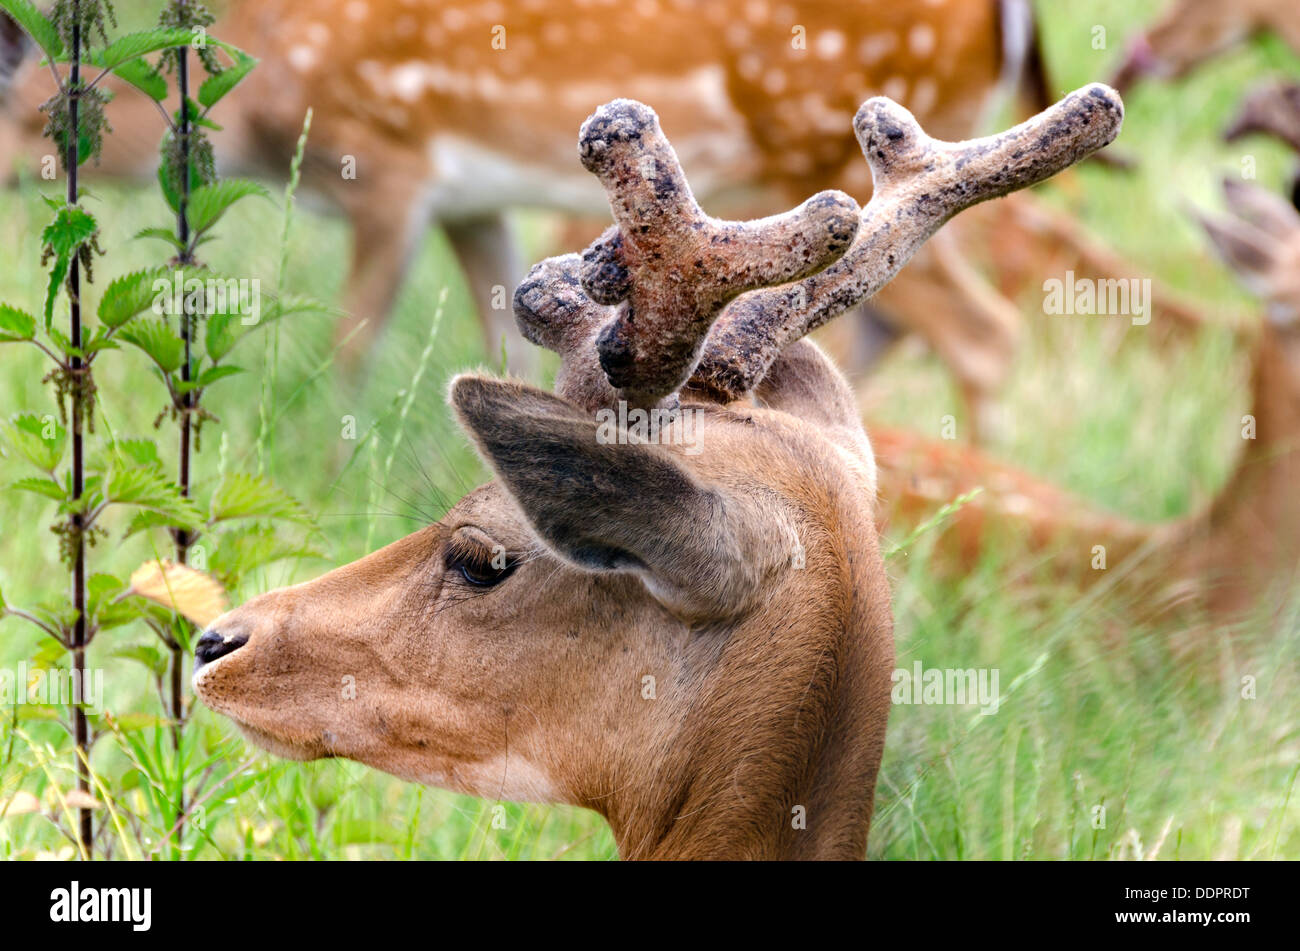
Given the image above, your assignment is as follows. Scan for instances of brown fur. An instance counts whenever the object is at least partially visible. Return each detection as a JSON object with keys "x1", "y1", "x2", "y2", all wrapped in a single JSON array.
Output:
[
  {"x1": 873, "y1": 181, "x2": 1300, "y2": 633},
  {"x1": 192, "y1": 89, "x2": 1118, "y2": 859}
]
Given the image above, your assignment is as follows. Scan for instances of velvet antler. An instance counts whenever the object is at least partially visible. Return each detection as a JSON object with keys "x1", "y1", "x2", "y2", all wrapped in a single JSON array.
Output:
[
  {"x1": 574, "y1": 99, "x2": 861, "y2": 408},
  {"x1": 690, "y1": 84, "x2": 1124, "y2": 400}
]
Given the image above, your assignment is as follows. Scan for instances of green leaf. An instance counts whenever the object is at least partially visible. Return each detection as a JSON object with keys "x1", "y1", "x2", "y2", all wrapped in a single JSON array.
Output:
[
  {"x1": 110, "y1": 58, "x2": 167, "y2": 101},
  {"x1": 133, "y1": 227, "x2": 184, "y2": 251},
  {"x1": 204, "y1": 313, "x2": 240, "y2": 362},
  {"x1": 118, "y1": 318, "x2": 184, "y2": 373},
  {"x1": 196, "y1": 364, "x2": 243, "y2": 387},
  {"x1": 188, "y1": 179, "x2": 269, "y2": 234},
  {"x1": 40, "y1": 204, "x2": 98, "y2": 328},
  {"x1": 78, "y1": 28, "x2": 195, "y2": 71},
  {"x1": 1, "y1": 413, "x2": 65, "y2": 472},
  {"x1": 6, "y1": 476, "x2": 67, "y2": 501},
  {"x1": 111, "y1": 644, "x2": 168, "y2": 677},
  {"x1": 208, "y1": 473, "x2": 312, "y2": 525},
  {"x1": 116, "y1": 438, "x2": 161, "y2": 469},
  {"x1": 0, "y1": 0, "x2": 63, "y2": 61},
  {"x1": 40, "y1": 204, "x2": 98, "y2": 258},
  {"x1": 208, "y1": 525, "x2": 326, "y2": 587},
  {"x1": 97, "y1": 268, "x2": 171, "y2": 328},
  {"x1": 198, "y1": 45, "x2": 258, "y2": 110},
  {"x1": 108, "y1": 712, "x2": 172, "y2": 733},
  {"x1": 0, "y1": 304, "x2": 37, "y2": 341},
  {"x1": 96, "y1": 466, "x2": 203, "y2": 528}
]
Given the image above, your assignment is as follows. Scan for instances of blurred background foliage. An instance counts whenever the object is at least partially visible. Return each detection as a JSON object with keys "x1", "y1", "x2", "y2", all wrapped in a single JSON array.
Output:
[{"x1": 0, "y1": 0, "x2": 1296, "y2": 858}]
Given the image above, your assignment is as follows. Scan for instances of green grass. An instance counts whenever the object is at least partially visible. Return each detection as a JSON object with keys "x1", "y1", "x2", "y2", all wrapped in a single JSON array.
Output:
[{"x1": 1, "y1": 0, "x2": 1298, "y2": 859}]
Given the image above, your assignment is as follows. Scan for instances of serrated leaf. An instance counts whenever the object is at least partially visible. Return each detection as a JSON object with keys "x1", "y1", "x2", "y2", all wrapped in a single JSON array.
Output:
[
  {"x1": 40, "y1": 204, "x2": 98, "y2": 328},
  {"x1": 204, "y1": 313, "x2": 239, "y2": 362},
  {"x1": 0, "y1": 304, "x2": 37, "y2": 341},
  {"x1": 115, "y1": 438, "x2": 161, "y2": 469},
  {"x1": 97, "y1": 268, "x2": 169, "y2": 328},
  {"x1": 188, "y1": 179, "x2": 269, "y2": 234},
  {"x1": 110, "y1": 57, "x2": 167, "y2": 101},
  {"x1": 78, "y1": 27, "x2": 195, "y2": 71},
  {"x1": 1, "y1": 413, "x2": 65, "y2": 471},
  {"x1": 208, "y1": 472, "x2": 311, "y2": 525},
  {"x1": 118, "y1": 318, "x2": 184, "y2": 373},
  {"x1": 127, "y1": 560, "x2": 227, "y2": 627},
  {"x1": 133, "y1": 226, "x2": 185, "y2": 250},
  {"x1": 198, "y1": 45, "x2": 257, "y2": 110},
  {"x1": 97, "y1": 466, "x2": 203, "y2": 529},
  {"x1": 121, "y1": 508, "x2": 177, "y2": 539},
  {"x1": 208, "y1": 525, "x2": 326, "y2": 588},
  {"x1": 178, "y1": 364, "x2": 243, "y2": 392},
  {"x1": 6, "y1": 476, "x2": 66, "y2": 501},
  {"x1": 0, "y1": 0, "x2": 63, "y2": 60}
]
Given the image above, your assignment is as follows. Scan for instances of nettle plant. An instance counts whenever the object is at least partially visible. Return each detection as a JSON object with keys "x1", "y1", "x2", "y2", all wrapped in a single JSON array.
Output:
[{"x1": 0, "y1": 0, "x2": 324, "y2": 858}]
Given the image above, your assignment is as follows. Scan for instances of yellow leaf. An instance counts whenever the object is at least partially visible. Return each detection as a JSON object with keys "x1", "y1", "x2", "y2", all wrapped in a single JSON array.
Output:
[
  {"x1": 0, "y1": 790, "x2": 41, "y2": 816},
  {"x1": 63, "y1": 789, "x2": 103, "y2": 810},
  {"x1": 128, "y1": 559, "x2": 228, "y2": 627}
]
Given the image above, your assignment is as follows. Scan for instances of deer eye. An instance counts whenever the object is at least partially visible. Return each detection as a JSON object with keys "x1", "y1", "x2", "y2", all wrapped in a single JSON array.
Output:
[{"x1": 444, "y1": 536, "x2": 517, "y2": 588}]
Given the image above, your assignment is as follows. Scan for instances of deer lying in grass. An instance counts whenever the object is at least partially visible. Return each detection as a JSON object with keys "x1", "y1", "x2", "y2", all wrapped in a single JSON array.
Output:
[
  {"x1": 190, "y1": 86, "x2": 1122, "y2": 859},
  {"x1": 874, "y1": 178, "x2": 1300, "y2": 630},
  {"x1": 1110, "y1": 0, "x2": 1300, "y2": 94},
  {"x1": 0, "y1": 0, "x2": 1142, "y2": 436},
  {"x1": 1225, "y1": 80, "x2": 1300, "y2": 210}
]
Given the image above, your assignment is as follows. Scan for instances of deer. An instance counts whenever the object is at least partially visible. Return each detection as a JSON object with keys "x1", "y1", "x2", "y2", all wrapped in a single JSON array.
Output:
[
  {"x1": 1110, "y1": 0, "x2": 1300, "y2": 95},
  {"x1": 1225, "y1": 80, "x2": 1300, "y2": 210},
  {"x1": 188, "y1": 84, "x2": 1123, "y2": 859},
  {"x1": 1, "y1": 0, "x2": 1127, "y2": 437},
  {"x1": 873, "y1": 177, "x2": 1300, "y2": 637}
]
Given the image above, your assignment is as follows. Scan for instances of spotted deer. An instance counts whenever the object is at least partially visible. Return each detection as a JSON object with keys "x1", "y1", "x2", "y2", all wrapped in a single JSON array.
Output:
[
  {"x1": 2, "y1": 0, "x2": 1072, "y2": 427},
  {"x1": 1110, "y1": 0, "x2": 1300, "y2": 94},
  {"x1": 189, "y1": 86, "x2": 1122, "y2": 859},
  {"x1": 874, "y1": 178, "x2": 1300, "y2": 632}
]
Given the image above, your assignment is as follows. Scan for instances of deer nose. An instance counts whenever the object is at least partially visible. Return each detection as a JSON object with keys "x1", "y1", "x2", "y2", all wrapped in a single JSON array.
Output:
[{"x1": 194, "y1": 629, "x2": 249, "y2": 669}]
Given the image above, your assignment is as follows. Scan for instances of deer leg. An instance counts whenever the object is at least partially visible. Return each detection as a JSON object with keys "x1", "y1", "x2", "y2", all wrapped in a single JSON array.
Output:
[
  {"x1": 871, "y1": 235, "x2": 1021, "y2": 443},
  {"x1": 444, "y1": 213, "x2": 538, "y2": 378},
  {"x1": 334, "y1": 172, "x2": 431, "y2": 373}
]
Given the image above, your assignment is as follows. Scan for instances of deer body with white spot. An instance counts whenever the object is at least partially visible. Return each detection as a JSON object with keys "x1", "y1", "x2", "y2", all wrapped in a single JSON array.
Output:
[
  {"x1": 1, "y1": 0, "x2": 1047, "y2": 405},
  {"x1": 874, "y1": 179, "x2": 1300, "y2": 633},
  {"x1": 190, "y1": 86, "x2": 1122, "y2": 859}
]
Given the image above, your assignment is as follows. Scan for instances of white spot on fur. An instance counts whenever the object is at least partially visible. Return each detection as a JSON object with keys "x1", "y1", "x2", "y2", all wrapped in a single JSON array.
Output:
[
  {"x1": 909, "y1": 23, "x2": 936, "y2": 57},
  {"x1": 288, "y1": 45, "x2": 317, "y2": 73},
  {"x1": 815, "y1": 29, "x2": 846, "y2": 60},
  {"x1": 858, "y1": 33, "x2": 897, "y2": 64}
]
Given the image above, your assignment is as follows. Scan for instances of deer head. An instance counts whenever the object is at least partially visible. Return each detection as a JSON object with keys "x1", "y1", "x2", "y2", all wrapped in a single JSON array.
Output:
[
  {"x1": 1110, "y1": 0, "x2": 1300, "y2": 94},
  {"x1": 192, "y1": 86, "x2": 1122, "y2": 859}
]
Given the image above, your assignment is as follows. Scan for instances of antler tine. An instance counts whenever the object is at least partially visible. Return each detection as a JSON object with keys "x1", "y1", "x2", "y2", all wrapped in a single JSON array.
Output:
[
  {"x1": 577, "y1": 98, "x2": 861, "y2": 409},
  {"x1": 692, "y1": 84, "x2": 1125, "y2": 401},
  {"x1": 513, "y1": 254, "x2": 620, "y2": 412}
]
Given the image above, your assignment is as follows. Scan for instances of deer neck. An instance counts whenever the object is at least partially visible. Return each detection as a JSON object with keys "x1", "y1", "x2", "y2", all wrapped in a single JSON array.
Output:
[
  {"x1": 1190, "y1": 325, "x2": 1300, "y2": 606},
  {"x1": 587, "y1": 500, "x2": 893, "y2": 861}
]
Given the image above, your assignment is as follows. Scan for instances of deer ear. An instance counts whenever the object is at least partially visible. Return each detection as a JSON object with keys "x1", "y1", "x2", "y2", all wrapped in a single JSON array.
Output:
[
  {"x1": 1198, "y1": 210, "x2": 1277, "y2": 296},
  {"x1": 1223, "y1": 178, "x2": 1300, "y2": 241},
  {"x1": 449, "y1": 375, "x2": 764, "y2": 617},
  {"x1": 0, "y1": 14, "x2": 30, "y2": 88}
]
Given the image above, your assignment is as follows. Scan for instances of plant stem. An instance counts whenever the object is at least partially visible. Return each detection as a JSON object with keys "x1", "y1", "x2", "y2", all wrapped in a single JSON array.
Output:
[
  {"x1": 66, "y1": 8, "x2": 92, "y2": 857},
  {"x1": 170, "y1": 31, "x2": 195, "y2": 847}
]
